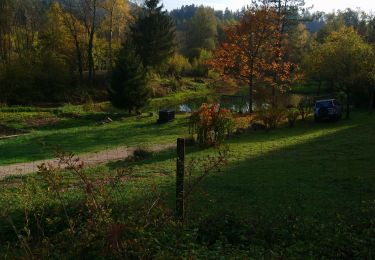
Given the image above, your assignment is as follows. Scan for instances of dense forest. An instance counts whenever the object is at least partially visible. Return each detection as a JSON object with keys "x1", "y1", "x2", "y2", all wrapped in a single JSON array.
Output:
[{"x1": 0, "y1": 0, "x2": 374, "y2": 110}]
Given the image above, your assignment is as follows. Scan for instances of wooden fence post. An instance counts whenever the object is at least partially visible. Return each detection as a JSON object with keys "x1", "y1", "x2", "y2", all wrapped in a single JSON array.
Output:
[{"x1": 176, "y1": 138, "x2": 185, "y2": 221}]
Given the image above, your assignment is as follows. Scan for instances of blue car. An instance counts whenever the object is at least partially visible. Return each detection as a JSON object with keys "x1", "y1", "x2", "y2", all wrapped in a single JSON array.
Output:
[{"x1": 314, "y1": 99, "x2": 342, "y2": 122}]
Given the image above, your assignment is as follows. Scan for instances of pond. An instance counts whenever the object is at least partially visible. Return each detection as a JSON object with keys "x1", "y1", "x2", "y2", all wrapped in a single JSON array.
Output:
[{"x1": 174, "y1": 88, "x2": 307, "y2": 114}]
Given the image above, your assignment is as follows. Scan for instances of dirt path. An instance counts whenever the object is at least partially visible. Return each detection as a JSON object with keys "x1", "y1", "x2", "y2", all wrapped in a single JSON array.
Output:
[{"x1": 0, "y1": 143, "x2": 175, "y2": 179}]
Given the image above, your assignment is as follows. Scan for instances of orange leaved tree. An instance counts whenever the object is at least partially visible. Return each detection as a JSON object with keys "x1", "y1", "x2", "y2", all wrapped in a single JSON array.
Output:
[{"x1": 210, "y1": 7, "x2": 294, "y2": 113}]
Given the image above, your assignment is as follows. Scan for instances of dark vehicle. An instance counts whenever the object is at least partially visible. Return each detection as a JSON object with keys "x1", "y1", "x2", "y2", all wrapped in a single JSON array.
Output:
[{"x1": 314, "y1": 99, "x2": 342, "y2": 122}]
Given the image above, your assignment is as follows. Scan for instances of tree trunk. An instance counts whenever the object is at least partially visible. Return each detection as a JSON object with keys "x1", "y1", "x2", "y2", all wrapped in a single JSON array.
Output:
[
  {"x1": 108, "y1": 20, "x2": 113, "y2": 71},
  {"x1": 61, "y1": 5, "x2": 83, "y2": 84},
  {"x1": 88, "y1": 36, "x2": 95, "y2": 85},
  {"x1": 107, "y1": 4, "x2": 114, "y2": 72},
  {"x1": 248, "y1": 76, "x2": 254, "y2": 114},
  {"x1": 7, "y1": 32, "x2": 11, "y2": 64},
  {"x1": 88, "y1": 0, "x2": 97, "y2": 86},
  {"x1": 272, "y1": 85, "x2": 276, "y2": 108},
  {"x1": 72, "y1": 33, "x2": 83, "y2": 83}
]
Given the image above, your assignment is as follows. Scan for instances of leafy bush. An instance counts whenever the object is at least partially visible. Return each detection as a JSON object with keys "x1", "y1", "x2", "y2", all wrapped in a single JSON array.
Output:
[
  {"x1": 169, "y1": 77, "x2": 183, "y2": 92},
  {"x1": 233, "y1": 115, "x2": 253, "y2": 130},
  {"x1": 287, "y1": 108, "x2": 300, "y2": 127},
  {"x1": 255, "y1": 107, "x2": 286, "y2": 130},
  {"x1": 133, "y1": 148, "x2": 153, "y2": 161},
  {"x1": 298, "y1": 98, "x2": 313, "y2": 121},
  {"x1": 189, "y1": 49, "x2": 213, "y2": 77},
  {"x1": 189, "y1": 104, "x2": 234, "y2": 146},
  {"x1": 207, "y1": 69, "x2": 220, "y2": 80},
  {"x1": 165, "y1": 53, "x2": 192, "y2": 76},
  {"x1": 152, "y1": 85, "x2": 169, "y2": 98}
]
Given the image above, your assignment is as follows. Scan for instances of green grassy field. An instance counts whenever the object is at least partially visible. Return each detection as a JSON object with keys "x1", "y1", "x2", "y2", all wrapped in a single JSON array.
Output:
[
  {"x1": 0, "y1": 114, "x2": 190, "y2": 165},
  {"x1": 114, "y1": 110, "x2": 375, "y2": 219},
  {"x1": 0, "y1": 83, "x2": 213, "y2": 165},
  {"x1": 1, "y1": 110, "x2": 374, "y2": 257},
  {"x1": 1, "y1": 74, "x2": 374, "y2": 257},
  {"x1": 2, "y1": 111, "x2": 374, "y2": 210},
  {"x1": 1, "y1": 82, "x2": 329, "y2": 166}
]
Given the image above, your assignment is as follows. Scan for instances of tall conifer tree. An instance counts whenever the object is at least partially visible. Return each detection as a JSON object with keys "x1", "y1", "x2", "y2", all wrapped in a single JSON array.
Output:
[
  {"x1": 131, "y1": 0, "x2": 176, "y2": 68},
  {"x1": 109, "y1": 41, "x2": 150, "y2": 113}
]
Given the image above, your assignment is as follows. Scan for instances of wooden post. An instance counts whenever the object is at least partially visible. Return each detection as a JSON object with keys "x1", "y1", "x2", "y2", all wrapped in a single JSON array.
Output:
[{"x1": 176, "y1": 138, "x2": 185, "y2": 221}]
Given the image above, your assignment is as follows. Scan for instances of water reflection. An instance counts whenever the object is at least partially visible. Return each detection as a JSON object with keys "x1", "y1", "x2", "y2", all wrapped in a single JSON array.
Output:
[
  {"x1": 178, "y1": 95, "x2": 252, "y2": 113},
  {"x1": 177, "y1": 94, "x2": 305, "y2": 113}
]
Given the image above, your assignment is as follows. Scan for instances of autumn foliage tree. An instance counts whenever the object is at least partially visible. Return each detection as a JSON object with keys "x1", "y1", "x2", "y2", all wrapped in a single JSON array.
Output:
[
  {"x1": 210, "y1": 7, "x2": 294, "y2": 113},
  {"x1": 100, "y1": 0, "x2": 130, "y2": 70},
  {"x1": 189, "y1": 104, "x2": 234, "y2": 146}
]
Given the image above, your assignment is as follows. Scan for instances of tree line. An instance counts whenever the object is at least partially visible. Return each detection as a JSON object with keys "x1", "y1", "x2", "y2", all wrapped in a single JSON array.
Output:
[
  {"x1": 211, "y1": 3, "x2": 375, "y2": 117},
  {"x1": 0, "y1": 0, "x2": 130, "y2": 104},
  {"x1": 1, "y1": 0, "x2": 375, "y2": 114}
]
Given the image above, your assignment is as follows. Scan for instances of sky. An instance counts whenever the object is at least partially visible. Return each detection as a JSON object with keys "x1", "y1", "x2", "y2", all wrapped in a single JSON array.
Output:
[{"x1": 162, "y1": 0, "x2": 375, "y2": 13}]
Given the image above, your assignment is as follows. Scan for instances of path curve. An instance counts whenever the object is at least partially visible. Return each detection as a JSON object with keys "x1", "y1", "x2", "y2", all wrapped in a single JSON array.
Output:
[{"x1": 0, "y1": 143, "x2": 175, "y2": 179}]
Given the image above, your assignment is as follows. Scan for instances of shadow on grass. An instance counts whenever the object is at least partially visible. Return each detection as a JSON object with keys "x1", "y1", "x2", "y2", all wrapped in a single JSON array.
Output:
[
  {"x1": 183, "y1": 124, "x2": 375, "y2": 221},
  {"x1": 106, "y1": 145, "x2": 205, "y2": 170},
  {"x1": 109, "y1": 113, "x2": 375, "y2": 223},
  {"x1": 1, "y1": 113, "x2": 374, "y2": 252}
]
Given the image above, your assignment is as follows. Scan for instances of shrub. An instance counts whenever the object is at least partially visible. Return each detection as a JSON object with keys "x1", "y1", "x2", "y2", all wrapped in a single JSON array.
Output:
[
  {"x1": 189, "y1": 104, "x2": 234, "y2": 146},
  {"x1": 298, "y1": 98, "x2": 313, "y2": 121},
  {"x1": 233, "y1": 115, "x2": 253, "y2": 130},
  {"x1": 189, "y1": 49, "x2": 212, "y2": 77},
  {"x1": 287, "y1": 108, "x2": 300, "y2": 127},
  {"x1": 152, "y1": 85, "x2": 169, "y2": 98},
  {"x1": 133, "y1": 148, "x2": 153, "y2": 161},
  {"x1": 169, "y1": 77, "x2": 183, "y2": 92},
  {"x1": 207, "y1": 70, "x2": 220, "y2": 80},
  {"x1": 255, "y1": 107, "x2": 286, "y2": 130},
  {"x1": 165, "y1": 53, "x2": 192, "y2": 76}
]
